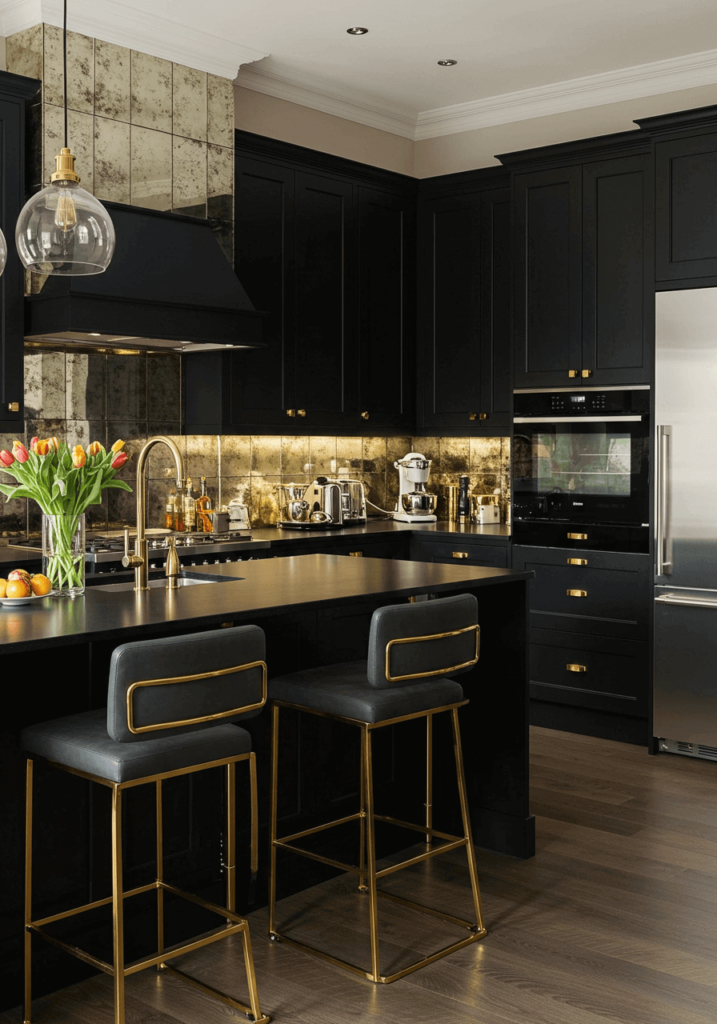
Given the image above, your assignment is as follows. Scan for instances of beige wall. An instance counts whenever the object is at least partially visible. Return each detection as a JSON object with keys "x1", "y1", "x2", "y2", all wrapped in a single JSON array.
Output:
[
  {"x1": 235, "y1": 81, "x2": 717, "y2": 178},
  {"x1": 0, "y1": 35, "x2": 6, "y2": 72}
]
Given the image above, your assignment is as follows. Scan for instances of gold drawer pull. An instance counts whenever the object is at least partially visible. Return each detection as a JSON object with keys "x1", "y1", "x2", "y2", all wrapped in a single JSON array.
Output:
[
  {"x1": 8, "y1": 402, "x2": 19, "y2": 412},
  {"x1": 286, "y1": 409, "x2": 296, "y2": 417},
  {"x1": 567, "y1": 558, "x2": 588, "y2": 565},
  {"x1": 469, "y1": 413, "x2": 477, "y2": 420},
  {"x1": 567, "y1": 532, "x2": 588, "y2": 540},
  {"x1": 581, "y1": 369, "x2": 593, "y2": 378},
  {"x1": 469, "y1": 413, "x2": 489, "y2": 421},
  {"x1": 566, "y1": 589, "x2": 587, "y2": 598},
  {"x1": 568, "y1": 369, "x2": 579, "y2": 378},
  {"x1": 349, "y1": 551, "x2": 363, "y2": 557},
  {"x1": 453, "y1": 551, "x2": 469, "y2": 559},
  {"x1": 567, "y1": 663, "x2": 587, "y2": 673},
  {"x1": 297, "y1": 409, "x2": 306, "y2": 417},
  {"x1": 361, "y1": 411, "x2": 369, "y2": 420}
]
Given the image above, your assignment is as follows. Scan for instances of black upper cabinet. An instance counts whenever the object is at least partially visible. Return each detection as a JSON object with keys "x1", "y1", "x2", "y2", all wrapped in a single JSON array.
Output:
[
  {"x1": 512, "y1": 153, "x2": 653, "y2": 388},
  {"x1": 655, "y1": 132, "x2": 717, "y2": 283},
  {"x1": 0, "y1": 73, "x2": 40, "y2": 434},
  {"x1": 416, "y1": 179, "x2": 511, "y2": 435},
  {"x1": 185, "y1": 134, "x2": 416, "y2": 435}
]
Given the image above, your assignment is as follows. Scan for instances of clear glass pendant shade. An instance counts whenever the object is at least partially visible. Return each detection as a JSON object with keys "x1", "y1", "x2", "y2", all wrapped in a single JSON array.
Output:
[
  {"x1": 16, "y1": 178, "x2": 115, "y2": 276},
  {"x1": 0, "y1": 227, "x2": 6, "y2": 277}
]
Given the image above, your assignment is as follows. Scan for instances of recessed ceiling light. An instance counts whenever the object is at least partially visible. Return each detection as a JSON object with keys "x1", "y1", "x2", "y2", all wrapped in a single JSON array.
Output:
[
  {"x1": 346, "y1": 26, "x2": 369, "y2": 35},
  {"x1": 437, "y1": 59, "x2": 457, "y2": 67}
]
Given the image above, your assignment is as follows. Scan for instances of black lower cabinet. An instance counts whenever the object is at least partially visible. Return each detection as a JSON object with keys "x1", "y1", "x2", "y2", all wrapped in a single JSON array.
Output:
[
  {"x1": 410, "y1": 533, "x2": 509, "y2": 568},
  {"x1": 512, "y1": 545, "x2": 651, "y2": 743}
]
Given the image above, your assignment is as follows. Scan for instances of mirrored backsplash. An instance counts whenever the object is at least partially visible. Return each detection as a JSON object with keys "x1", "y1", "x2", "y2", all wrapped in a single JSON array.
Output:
[{"x1": 0, "y1": 349, "x2": 510, "y2": 537}]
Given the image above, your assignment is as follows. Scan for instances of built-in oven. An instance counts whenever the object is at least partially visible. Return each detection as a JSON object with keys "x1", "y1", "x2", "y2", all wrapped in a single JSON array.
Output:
[{"x1": 512, "y1": 386, "x2": 650, "y2": 552}]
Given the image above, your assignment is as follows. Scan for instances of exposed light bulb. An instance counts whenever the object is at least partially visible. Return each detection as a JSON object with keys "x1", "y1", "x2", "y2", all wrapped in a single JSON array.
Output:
[{"x1": 54, "y1": 191, "x2": 78, "y2": 232}]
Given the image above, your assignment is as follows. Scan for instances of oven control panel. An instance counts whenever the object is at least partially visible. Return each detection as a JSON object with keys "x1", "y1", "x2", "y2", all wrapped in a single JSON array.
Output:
[{"x1": 514, "y1": 387, "x2": 649, "y2": 417}]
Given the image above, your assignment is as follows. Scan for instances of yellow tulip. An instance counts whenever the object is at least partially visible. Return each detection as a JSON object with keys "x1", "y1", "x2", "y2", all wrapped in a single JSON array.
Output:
[
  {"x1": 72, "y1": 445, "x2": 86, "y2": 468},
  {"x1": 88, "y1": 441, "x2": 103, "y2": 457},
  {"x1": 110, "y1": 439, "x2": 125, "y2": 453}
]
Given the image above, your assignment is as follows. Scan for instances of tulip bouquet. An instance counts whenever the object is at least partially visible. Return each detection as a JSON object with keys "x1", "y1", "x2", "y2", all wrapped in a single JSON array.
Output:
[{"x1": 0, "y1": 437, "x2": 132, "y2": 594}]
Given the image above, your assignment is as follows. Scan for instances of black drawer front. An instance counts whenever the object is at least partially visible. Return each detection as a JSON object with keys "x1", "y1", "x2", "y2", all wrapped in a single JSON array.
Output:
[
  {"x1": 529, "y1": 628, "x2": 648, "y2": 715},
  {"x1": 412, "y1": 539, "x2": 508, "y2": 569}
]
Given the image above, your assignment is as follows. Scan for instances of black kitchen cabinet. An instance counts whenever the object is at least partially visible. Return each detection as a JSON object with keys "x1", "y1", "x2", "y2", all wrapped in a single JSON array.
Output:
[
  {"x1": 410, "y1": 532, "x2": 510, "y2": 569},
  {"x1": 0, "y1": 72, "x2": 40, "y2": 433},
  {"x1": 635, "y1": 107, "x2": 717, "y2": 285},
  {"x1": 416, "y1": 179, "x2": 511, "y2": 435},
  {"x1": 512, "y1": 545, "x2": 651, "y2": 727},
  {"x1": 511, "y1": 149, "x2": 653, "y2": 388},
  {"x1": 185, "y1": 134, "x2": 415, "y2": 435}
]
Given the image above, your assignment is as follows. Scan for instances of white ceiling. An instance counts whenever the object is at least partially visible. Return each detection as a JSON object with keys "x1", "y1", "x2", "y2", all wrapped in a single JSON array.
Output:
[{"x1": 2, "y1": 0, "x2": 717, "y2": 139}]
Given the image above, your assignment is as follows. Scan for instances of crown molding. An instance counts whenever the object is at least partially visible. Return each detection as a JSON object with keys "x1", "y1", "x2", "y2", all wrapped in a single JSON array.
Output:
[
  {"x1": 0, "y1": 0, "x2": 268, "y2": 78},
  {"x1": 239, "y1": 45, "x2": 717, "y2": 142},
  {"x1": 235, "y1": 65, "x2": 417, "y2": 140}
]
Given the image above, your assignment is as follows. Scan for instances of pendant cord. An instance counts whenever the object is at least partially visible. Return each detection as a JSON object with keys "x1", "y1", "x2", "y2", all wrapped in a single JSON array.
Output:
[{"x1": 63, "y1": 0, "x2": 68, "y2": 149}]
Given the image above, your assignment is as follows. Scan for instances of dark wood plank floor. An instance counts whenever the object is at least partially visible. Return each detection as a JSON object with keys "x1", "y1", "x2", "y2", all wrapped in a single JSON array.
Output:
[{"x1": 7, "y1": 726, "x2": 717, "y2": 1024}]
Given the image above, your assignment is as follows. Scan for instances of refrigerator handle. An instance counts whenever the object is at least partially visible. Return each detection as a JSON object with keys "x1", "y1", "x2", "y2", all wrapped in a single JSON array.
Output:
[
  {"x1": 656, "y1": 425, "x2": 672, "y2": 576},
  {"x1": 656, "y1": 593, "x2": 717, "y2": 609}
]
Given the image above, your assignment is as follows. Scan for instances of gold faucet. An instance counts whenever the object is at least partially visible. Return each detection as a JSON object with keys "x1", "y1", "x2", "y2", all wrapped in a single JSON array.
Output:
[{"x1": 122, "y1": 436, "x2": 185, "y2": 591}]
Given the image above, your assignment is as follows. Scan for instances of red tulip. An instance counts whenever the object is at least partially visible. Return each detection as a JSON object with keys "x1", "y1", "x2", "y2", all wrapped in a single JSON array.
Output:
[
  {"x1": 72, "y1": 445, "x2": 86, "y2": 468},
  {"x1": 0, "y1": 450, "x2": 14, "y2": 467},
  {"x1": 30, "y1": 436, "x2": 39, "y2": 452},
  {"x1": 12, "y1": 441, "x2": 29, "y2": 463},
  {"x1": 111, "y1": 451, "x2": 128, "y2": 470}
]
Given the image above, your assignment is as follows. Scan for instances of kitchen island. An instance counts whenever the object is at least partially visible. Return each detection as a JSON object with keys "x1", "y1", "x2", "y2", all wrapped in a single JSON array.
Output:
[{"x1": 2, "y1": 554, "x2": 532, "y2": 1009}]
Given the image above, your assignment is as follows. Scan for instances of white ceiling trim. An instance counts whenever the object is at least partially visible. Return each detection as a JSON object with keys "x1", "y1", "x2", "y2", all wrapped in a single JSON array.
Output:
[
  {"x1": 236, "y1": 64, "x2": 417, "y2": 140},
  {"x1": 0, "y1": 0, "x2": 268, "y2": 78},
  {"x1": 238, "y1": 46, "x2": 717, "y2": 142}
]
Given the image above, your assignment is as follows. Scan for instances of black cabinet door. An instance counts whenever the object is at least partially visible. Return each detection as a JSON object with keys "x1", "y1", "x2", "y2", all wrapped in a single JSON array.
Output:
[
  {"x1": 417, "y1": 184, "x2": 510, "y2": 434},
  {"x1": 655, "y1": 132, "x2": 717, "y2": 283},
  {"x1": 293, "y1": 171, "x2": 356, "y2": 428},
  {"x1": 0, "y1": 92, "x2": 30, "y2": 432},
  {"x1": 582, "y1": 155, "x2": 653, "y2": 385},
  {"x1": 513, "y1": 165, "x2": 583, "y2": 388},
  {"x1": 229, "y1": 155, "x2": 296, "y2": 430},
  {"x1": 357, "y1": 186, "x2": 414, "y2": 430}
]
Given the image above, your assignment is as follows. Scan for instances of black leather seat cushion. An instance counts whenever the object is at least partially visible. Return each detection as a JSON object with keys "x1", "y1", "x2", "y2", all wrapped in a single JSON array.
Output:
[
  {"x1": 269, "y1": 661, "x2": 464, "y2": 724},
  {"x1": 22, "y1": 709, "x2": 252, "y2": 783}
]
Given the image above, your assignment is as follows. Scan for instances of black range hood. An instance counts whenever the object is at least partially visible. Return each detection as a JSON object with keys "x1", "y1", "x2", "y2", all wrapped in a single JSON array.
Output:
[{"x1": 24, "y1": 203, "x2": 265, "y2": 352}]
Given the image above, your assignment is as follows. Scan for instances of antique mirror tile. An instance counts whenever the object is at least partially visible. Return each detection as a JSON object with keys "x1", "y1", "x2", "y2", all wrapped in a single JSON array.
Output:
[
  {"x1": 130, "y1": 125, "x2": 172, "y2": 211},
  {"x1": 146, "y1": 355, "x2": 181, "y2": 421},
  {"x1": 94, "y1": 117, "x2": 130, "y2": 204},
  {"x1": 107, "y1": 355, "x2": 147, "y2": 420},
  {"x1": 66, "y1": 30, "x2": 94, "y2": 113},
  {"x1": 308, "y1": 436, "x2": 337, "y2": 477},
  {"x1": 208, "y1": 144, "x2": 233, "y2": 198},
  {"x1": 41, "y1": 24, "x2": 64, "y2": 107},
  {"x1": 6, "y1": 25, "x2": 42, "y2": 81},
  {"x1": 442, "y1": 436, "x2": 470, "y2": 475},
  {"x1": 172, "y1": 137, "x2": 207, "y2": 216},
  {"x1": 130, "y1": 51, "x2": 172, "y2": 133},
  {"x1": 95, "y1": 39, "x2": 131, "y2": 121},
  {"x1": 24, "y1": 351, "x2": 66, "y2": 420},
  {"x1": 173, "y1": 64, "x2": 207, "y2": 141},
  {"x1": 221, "y1": 435, "x2": 251, "y2": 477},
  {"x1": 207, "y1": 75, "x2": 234, "y2": 148},
  {"x1": 44, "y1": 106, "x2": 94, "y2": 194},
  {"x1": 66, "y1": 352, "x2": 106, "y2": 420},
  {"x1": 186, "y1": 433, "x2": 218, "y2": 479},
  {"x1": 361, "y1": 436, "x2": 387, "y2": 475},
  {"x1": 251, "y1": 476, "x2": 280, "y2": 526},
  {"x1": 281, "y1": 436, "x2": 310, "y2": 477},
  {"x1": 251, "y1": 435, "x2": 281, "y2": 476}
]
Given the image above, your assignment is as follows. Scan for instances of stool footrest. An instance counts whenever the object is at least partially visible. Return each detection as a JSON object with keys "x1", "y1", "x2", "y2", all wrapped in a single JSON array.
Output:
[
  {"x1": 160, "y1": 963, "x2": 270, "y2": 1023},
  {"x1": 278, "y1": 811, "x2": 363, "y2": 846},
  {"x1": 378, "y1": 888, "x2": 482, "y2": 930},
  {"x1": 274, "y1": 839, "x2": 360, "y2": 875},
  {"x1": 376, "y1": 837, "x2": 468, "y2": 879},
  {"x1": 29, "y1": 925, "x2": 114, "y2": 975},
  {"x1": 31, "y1": 881, "x2": 159, "y2": 928},
  {"x1": 374, "y1": 813, "x2": 466, "y2": 844}
]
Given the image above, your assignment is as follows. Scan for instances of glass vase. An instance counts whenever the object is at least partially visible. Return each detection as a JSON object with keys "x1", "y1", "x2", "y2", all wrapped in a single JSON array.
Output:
[{"x1": 42, "y1": 513, "x2": 85, "y2": 597}]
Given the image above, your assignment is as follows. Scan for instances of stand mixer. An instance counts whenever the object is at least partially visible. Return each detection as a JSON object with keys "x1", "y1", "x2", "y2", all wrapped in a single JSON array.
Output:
[{"x1": 393, "y1": 453, "x2": 437, "y2": 523}]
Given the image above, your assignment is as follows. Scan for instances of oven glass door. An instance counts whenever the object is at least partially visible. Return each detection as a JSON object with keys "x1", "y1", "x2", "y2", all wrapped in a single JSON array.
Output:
[{"x1": 512, "y1": 416, "x2": 649, "y2": 525}]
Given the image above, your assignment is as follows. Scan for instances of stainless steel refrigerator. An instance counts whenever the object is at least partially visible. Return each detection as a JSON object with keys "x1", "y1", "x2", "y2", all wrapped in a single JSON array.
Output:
[{"x1": 654, "y1": 287, "x2": 717, "y2": 759}]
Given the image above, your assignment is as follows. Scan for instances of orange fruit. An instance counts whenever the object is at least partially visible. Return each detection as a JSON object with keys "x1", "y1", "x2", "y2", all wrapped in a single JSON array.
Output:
[
  {"x1": 0, "y1": 579, "x2": 6, "y2": 598},
  {"x1": 6, "y1": 578, "x2": 31, "y2": 598},
  {"x1": 30, "y1": 574, "x2": 52, "y2": 596}
]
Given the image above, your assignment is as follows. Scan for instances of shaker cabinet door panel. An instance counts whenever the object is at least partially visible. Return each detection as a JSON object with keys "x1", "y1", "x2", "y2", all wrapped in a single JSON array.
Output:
[
  {"x1": 513, "y1": 166, "x2": 583, "y2": 388},
  {"x1": 655, "y1": 133, "x2": 717, "y2": 282}
]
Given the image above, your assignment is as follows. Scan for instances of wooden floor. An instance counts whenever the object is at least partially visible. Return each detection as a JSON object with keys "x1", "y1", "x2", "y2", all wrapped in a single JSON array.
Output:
[{"x1": 7, "y1": 725, "x2": 717, "y2": 1024}]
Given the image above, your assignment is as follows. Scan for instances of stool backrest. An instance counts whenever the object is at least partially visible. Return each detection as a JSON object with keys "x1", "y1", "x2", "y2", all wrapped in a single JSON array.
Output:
[
  {"x1": 107, "y1": 625, "x2": 266, "y2": 742},
  {"x1": 367, "y1": 594, "x2": 479, "y2": 689}
]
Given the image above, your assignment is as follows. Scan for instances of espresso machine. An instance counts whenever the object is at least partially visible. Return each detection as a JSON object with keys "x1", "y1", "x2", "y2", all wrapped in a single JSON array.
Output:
[{"x1": 393, "y1": 453, "x2": 437, "y2": 523}]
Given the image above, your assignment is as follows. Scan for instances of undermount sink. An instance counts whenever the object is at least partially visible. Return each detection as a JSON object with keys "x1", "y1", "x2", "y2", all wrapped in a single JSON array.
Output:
[{"x1": 93, "y1": 575, "x2": 236, "y2": 592}]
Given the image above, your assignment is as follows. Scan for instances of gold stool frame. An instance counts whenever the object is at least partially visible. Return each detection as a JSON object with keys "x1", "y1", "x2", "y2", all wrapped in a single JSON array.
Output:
[
  {"x1": 268, "y1": 698, "x2": 487, "y2": 983},
  {"x1": 24, "y1": 751, "x2": 269, "y2": 1024}
]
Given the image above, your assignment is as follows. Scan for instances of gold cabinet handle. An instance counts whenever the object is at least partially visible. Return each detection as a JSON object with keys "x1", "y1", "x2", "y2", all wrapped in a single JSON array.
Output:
[
  {"x1": 453, "y1": 551, "x2": 469, "y2": 559},
  {"x1": 469, "y1": 413, "x2": 489, "y2": 421},
  {"x1": 567, "y1": 532, "x2": 588, "y2": 540},
  {"x1": 349, "y1": 551, "x2": 364, "y2": 557},
  {"x1": 567, "y1": 558, "x2": 588, "y2": 565},
  {"x1": 297, "y1": 409, "x2": 306, "y2": 417},
  {"x1": 567, "y1": 663, "x2": 587, "y2": 673},
  {"x1": 361, "y1": 411, "x2": 369, "y2": 420},
  {"x1": 7, "y1": 402, "x2": 19, "y2": 412},
  {"x1": 469, "y1": 413, "x2": 477, "y2": 420},
  {"x1": 479, "y1": 413, "x2": 488, "y2": 420},
  {"x1": 286, "y1": 409, "x2": 296, "y2": 417},
  {"x1": 566, "y1": 589, "x2": 587, "y2": 598},
  {"x1": 581, "y1": 369, "x2": 593, "y2": 378},
  {"x1": 568, "y1": 369, "x2": 579, "y2": 378}
]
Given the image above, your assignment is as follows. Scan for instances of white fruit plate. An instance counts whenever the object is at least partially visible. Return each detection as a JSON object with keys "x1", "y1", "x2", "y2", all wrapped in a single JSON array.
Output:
[{"x1": 0, "y1": 593, "x2": 51, "y2": 607}]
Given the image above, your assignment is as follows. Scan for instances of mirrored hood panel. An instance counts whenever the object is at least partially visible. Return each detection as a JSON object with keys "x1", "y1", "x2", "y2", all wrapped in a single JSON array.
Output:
[{"x1": 24, "y1": 203, "x2": 266, "y2": 354}]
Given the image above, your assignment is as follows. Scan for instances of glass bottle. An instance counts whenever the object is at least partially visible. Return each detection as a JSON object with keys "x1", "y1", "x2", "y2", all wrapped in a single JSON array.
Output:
[
  {"x1": 196, "y1": 476, "x2": 213, "y2": 533},
  {"x1": 165, "y1": 488, "x2": 176, "y2": 531},
  {"x1": 183, "y1": 477, "x2": 196, "y2": 533},
  {"x1": 458, "y1": 475, "x2": 471, "y2": 524}
]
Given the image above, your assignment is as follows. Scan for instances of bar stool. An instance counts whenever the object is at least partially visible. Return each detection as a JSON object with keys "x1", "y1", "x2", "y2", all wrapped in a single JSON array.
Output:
[
  {"x1": 267, "y1": 593, "x2": 486, "y2": 983},
  {"x1": 22, "y1": 625, "x2": 270, "y2": 1024}
]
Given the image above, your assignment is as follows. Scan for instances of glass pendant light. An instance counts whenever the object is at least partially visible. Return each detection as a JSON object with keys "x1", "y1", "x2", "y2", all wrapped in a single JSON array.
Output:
[{"x1": 15, "y1": 1, "x2": 115, "y2": 276}]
